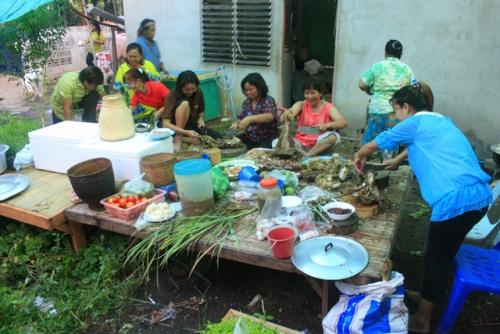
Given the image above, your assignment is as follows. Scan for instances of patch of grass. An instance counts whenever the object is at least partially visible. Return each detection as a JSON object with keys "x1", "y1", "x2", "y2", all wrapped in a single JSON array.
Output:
[
  {"x1": 0, "y1": 222, "x2": 140, "y2": 333},
  {"x1": 0, "y1": 112, "x2": 41, "y2": 156}
]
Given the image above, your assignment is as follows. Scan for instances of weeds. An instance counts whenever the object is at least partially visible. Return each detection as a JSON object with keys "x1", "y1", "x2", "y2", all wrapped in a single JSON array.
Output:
[
  {"x1": 0, "y1": 112, "x2": 41, "y2": 155},
  {"x1": 0, "y1": 222, "x2": 139, "y2": 333}
]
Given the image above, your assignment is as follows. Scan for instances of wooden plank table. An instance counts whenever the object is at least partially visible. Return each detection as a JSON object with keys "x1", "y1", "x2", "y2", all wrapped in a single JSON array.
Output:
[
  {"x1": 65, "y1": 166, "x2": 412, "y2": 314},
  {"x1": 0, "y1": 168, "x2": 85, "y2": 250}
]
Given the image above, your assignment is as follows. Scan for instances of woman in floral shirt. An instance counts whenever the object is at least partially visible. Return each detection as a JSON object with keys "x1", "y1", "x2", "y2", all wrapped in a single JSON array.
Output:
[
  {"x1": 231, "y1": 73, "x2": 278, "y2": 149},
  {"x1": 359, "y1": 40, "x2": 415, "y2": 145}
]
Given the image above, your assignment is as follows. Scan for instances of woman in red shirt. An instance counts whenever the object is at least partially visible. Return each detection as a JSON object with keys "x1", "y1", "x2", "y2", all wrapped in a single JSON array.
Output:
[
  {"x1": 124, "y1": 68, "x2": 170, "y2": 124},
  {"x1": 281, "y1": 78, "x2": 347, "y2": 157}
]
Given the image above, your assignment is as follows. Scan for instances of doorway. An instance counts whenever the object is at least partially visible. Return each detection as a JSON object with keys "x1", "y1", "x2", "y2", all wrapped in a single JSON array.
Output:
[{"x1": 285, "y1": 0, "x2": 338, "y2": 103}]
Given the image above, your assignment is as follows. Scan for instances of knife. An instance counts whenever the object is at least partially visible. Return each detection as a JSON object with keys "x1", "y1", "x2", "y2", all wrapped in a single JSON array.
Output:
[{"x1": 297, "y1": 126, "x2": 321, "y2": 135}]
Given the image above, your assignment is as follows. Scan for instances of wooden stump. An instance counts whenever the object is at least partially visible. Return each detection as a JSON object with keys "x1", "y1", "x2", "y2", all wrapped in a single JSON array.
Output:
[{"x1": 341, "y1": 194, "x2": 379, "y2": 219}]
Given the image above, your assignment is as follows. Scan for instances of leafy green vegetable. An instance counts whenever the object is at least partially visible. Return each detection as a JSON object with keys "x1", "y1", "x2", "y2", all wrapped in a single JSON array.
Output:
[
  {"x1": 126, "y1": 204, "x2": 256, "y2": 281},
  {"x1": 202, "y1": 317, "x2": 278, "y2": 334}
]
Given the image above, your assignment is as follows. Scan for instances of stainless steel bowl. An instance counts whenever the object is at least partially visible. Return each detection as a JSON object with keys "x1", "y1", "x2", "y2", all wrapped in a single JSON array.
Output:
[{"x1": 135, "y1": 123, "x2": 151, "y2": 133}]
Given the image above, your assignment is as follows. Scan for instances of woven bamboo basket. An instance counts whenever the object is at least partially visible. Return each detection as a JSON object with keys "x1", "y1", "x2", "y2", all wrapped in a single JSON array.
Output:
[
  {"x1": 140, "y1": 153, "x2": 175, "y2": 186},
  {"x1": 175, "y1": 150, "x2": 202, "y2": 162}
]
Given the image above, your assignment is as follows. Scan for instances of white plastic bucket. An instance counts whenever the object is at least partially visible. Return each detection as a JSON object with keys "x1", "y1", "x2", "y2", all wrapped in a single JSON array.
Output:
[{"x1": 0, "y1": 144, "x2": 9, "y2": 174}]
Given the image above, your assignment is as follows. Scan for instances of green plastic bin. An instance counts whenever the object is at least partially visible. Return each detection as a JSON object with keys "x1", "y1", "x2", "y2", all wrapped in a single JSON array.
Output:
[{"x1": 162, "y1": 70, "x2": 221, "y2": 121}]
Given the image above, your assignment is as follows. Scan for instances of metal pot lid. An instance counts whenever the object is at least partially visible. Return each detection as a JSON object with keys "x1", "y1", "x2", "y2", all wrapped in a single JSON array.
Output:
[
  {"x1": 0, "y1": 174, "x2": 30, "y2": 201},
  {"x1": 291, "y1": 236, "x2": 369, "y2": 280}
]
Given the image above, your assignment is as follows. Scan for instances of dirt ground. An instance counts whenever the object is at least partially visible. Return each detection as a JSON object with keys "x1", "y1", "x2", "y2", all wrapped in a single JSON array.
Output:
[
  {"x1": 82, "y1": 180, "x2": 498, "y2": 334},
  {"x1": 1, "y1": 76, "x2": 498, "y2": 334}
]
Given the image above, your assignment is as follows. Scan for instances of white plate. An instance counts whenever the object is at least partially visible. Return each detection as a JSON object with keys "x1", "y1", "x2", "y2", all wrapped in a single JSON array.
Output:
[
  {"x1": 291, "y1": 236, "x2": 369, "y2": 280},
  {"x1": 0, "y1": 174, "x2": 30, "y2": 201},
  {"x1": 146, "y1": 128, "x2": 175, "y2": 141}
]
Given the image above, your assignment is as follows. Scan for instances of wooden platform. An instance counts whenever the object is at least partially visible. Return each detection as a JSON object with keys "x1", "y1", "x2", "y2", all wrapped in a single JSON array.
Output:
[
  {"x1": 64, "y1": 166, "x2": 412, "y2": 314},
  {"x1": 0, "y1": 168, "x2": 85, "y2": 249}
]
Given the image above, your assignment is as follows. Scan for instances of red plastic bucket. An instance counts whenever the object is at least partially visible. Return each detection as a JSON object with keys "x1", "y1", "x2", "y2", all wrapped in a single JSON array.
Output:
[{"x1": 267, "y1": 226, "x2": 297, "y2": 259}]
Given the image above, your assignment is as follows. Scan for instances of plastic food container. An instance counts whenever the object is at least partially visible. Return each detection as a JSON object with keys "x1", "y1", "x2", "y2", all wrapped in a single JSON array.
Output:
[
  {"x1": 100, "y1": 189, "x2": 166, "y2": 220},
  {"x1": 174, "y1": 159, "x2": 214, "y2": 216},
  {"x1": 257, "y1": 177, "x2": 282, "y2": 213}
]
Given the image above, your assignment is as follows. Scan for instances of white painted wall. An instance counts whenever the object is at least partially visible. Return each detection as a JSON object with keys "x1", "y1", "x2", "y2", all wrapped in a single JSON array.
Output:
[
  {"x1": 123, "y1": 0, "x2": 285, "y2": 110},
  {"x1": 333, "y1": 0, "x2": 500, "y2": 158}
]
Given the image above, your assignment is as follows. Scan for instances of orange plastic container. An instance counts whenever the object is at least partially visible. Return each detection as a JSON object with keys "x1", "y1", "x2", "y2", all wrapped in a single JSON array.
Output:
[{"x1": 100, "y1": 189, "x2": 166, "y2": 220}]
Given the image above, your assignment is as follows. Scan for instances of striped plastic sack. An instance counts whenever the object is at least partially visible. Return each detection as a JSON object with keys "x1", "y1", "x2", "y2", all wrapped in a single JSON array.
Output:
[{"x1": 323, "y1": 272, "x2": 408, "y2": 334}]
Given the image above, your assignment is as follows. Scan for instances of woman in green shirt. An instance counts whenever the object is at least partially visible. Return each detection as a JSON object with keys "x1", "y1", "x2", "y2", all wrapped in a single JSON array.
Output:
[{"x1": 50, "y1": 65, "x2": 105, "y2": 124}]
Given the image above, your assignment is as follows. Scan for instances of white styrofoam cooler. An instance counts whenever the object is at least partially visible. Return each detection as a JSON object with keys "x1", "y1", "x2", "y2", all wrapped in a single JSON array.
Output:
[{"x1": 29, "y1": 121, "x2": 174, "y2": 180}]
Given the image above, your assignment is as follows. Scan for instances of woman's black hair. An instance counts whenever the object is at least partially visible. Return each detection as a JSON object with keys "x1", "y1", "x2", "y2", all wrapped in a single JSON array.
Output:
[
  {"x1": 174, "y1": 70, "x2": 199, "y2": 98},
  {"x1": 137, "y1": 18, "x2": 155, "y2": 37},
  {"x1": 125, "y1": 43, "x2": 144, "y2": 65},
  {"x1": 92, "y1": 21, "x2": 101, "y2": 38},
  {"x1": 126, "y1": 42, "x2": 143, "y2": 55},
  {"x1": 385, "y1": 39, "x2": 403, "y2": 59},
  {"x1": 240, "y1": 72, "x2": 268, "y2": 97},
  {"x1": 124, "y1": 68, "x2": 149, "y2": 83},
  {"x1": 79, "y1": 65, "x2": 104, "y2": 85},
  {"x1": 391, "y1": 81, "x2": 434, "y2": 112},
  {"x1": 303, "y1": 77, "x2": 325, "y2": 93}
]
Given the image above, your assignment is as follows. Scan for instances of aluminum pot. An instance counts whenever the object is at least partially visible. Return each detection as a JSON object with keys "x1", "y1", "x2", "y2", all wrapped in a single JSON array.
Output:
[
  {"x1": 0, "y1": 144, "x2": 9, "y2": 174},
  {"x1": 491, "y1": 144, "x2": 500, "y2": 166},
  {"x1": 67, "y1": 158, "x2": 115, "y2": 210}
]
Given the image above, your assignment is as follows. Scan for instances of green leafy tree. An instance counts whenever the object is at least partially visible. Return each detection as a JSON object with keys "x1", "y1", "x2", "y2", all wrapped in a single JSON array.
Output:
[
  {"x1": 0, "y1": 0, "x2": 68, "y2": 73},
  {"x1": 0, "y1": 0, "x2": 69, "y2": 126}
]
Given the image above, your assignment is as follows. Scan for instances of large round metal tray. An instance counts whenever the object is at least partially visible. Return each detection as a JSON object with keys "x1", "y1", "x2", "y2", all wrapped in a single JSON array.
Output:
[
  {"x1": 291, "y1": 236, "x2": 369, "y2": 280},
  {"x1": 0, "y1": 174, "x2": 30, "y2": 201}
]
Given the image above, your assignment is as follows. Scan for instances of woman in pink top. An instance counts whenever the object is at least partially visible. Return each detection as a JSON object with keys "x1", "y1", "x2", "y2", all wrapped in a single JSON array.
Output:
[{"x1": 281, "y1": 78, "x2": 347, "y2": 157}]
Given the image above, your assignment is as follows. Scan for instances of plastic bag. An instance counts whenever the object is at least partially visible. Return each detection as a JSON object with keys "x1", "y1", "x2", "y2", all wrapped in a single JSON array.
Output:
[
  {"x1": 234, "y1": 318, "x2": 249, "y2": 334},
  {"x1": 304, "y1": 59, "x2": 322, "y2": 75},
  {"x1": 255, "y1": 198, "x2": 282, "y2": 240},
  {"x1": 298, "y1": 185, "x2": 334, "y2": 204},
  {"x1": 264, "y1": 169, "x2": 299, "y2": 188},
  {"x1": 212, "y1": 167, "x2": 229, "y2": 198},
  {"x1": 121, "y1": 174, "x2": 155, "y2": 197},
  {"x1": 282, "y1": 205, "x2": 319, "y2": 240},
  {"x1": 14, "y1": 144, "x2": 33, "y2": 171},
  {"x1": 323, "y1": 272, "x2": 408, "y2": 334}
]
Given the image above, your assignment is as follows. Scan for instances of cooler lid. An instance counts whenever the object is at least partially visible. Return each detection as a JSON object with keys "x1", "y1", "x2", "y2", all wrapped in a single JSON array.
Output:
[
  {"x1": 28, "y1": 121, "x2": 99, "y2": 144},
  {"x1": 80, "y1": 133, "x2": 171, "y2": 158}
]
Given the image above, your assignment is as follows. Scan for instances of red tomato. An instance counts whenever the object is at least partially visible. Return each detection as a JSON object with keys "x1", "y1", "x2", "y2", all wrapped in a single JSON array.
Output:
[
  {"x1": 112, "y1": 196, "x2": 121, "y2": 204},
  {"x1": 127, "y1": 196, "x2": 137, "y2": 204},
  {"x1": 140, "y1": 197, "x2": 147, "y2": 203},
  {"x1": 119, "y1": 198, "x2": 128, "y2": 208},
  {"x1": 126, "y1": 202, "x2": 134, "y2": 208}
]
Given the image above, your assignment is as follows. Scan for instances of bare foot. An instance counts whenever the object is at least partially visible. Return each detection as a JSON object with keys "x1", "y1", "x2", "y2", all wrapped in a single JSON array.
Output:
[{"x1": 409, "y1": 314, "x2": 430, "y2": 333}]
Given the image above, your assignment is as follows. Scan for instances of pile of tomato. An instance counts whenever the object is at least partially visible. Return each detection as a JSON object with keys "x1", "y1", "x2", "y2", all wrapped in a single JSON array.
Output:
[{"x1": 107, "y1": 194, "x2": 148, "y2": 209}]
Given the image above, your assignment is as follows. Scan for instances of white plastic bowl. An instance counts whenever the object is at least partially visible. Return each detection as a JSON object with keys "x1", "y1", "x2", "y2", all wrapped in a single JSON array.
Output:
[
  {"x1": 281, "y1": 195, "x2": 303, "y2": 208},
  {"x1": 322, "y1": 201, "x2": 355, "y2": 221}
]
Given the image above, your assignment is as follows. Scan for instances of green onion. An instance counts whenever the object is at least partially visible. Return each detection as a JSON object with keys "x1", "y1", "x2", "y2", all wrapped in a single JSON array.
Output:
[{"x1": 125, "y1": 204, "x2": 256, "y2": 281}]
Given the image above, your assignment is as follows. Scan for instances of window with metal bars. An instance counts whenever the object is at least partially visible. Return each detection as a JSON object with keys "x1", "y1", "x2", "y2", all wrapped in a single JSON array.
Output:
[{"x1": 201, "y1": 0, "x2": 272, "y2": 67}]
